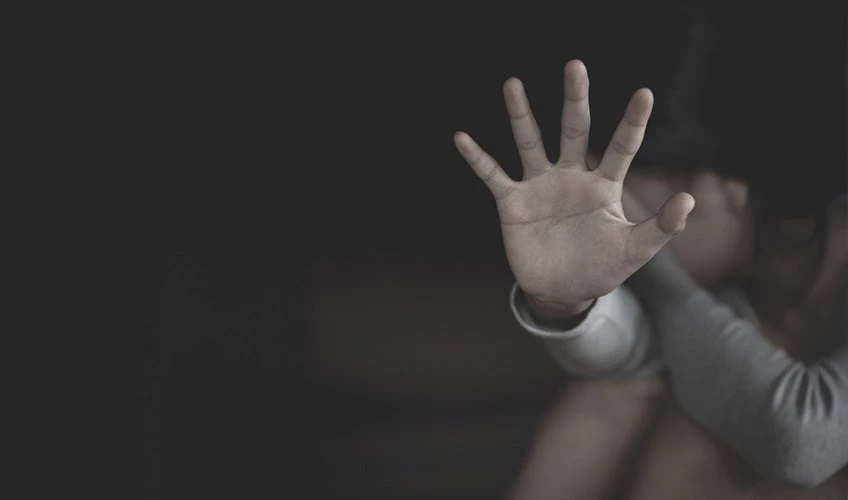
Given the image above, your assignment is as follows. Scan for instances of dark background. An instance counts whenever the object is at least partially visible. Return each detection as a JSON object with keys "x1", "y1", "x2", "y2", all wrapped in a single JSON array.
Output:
[{"x1": 139, "y1": 5, "x2": 846, "y2": 498}]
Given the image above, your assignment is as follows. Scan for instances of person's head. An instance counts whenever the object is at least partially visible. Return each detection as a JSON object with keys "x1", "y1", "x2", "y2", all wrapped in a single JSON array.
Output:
[
  {"x1": 601, "y1": 8, "x2": 846, "y2": 298},
  {"x1": 625, "y1": 166, "x2": 755, "y2": 286}
]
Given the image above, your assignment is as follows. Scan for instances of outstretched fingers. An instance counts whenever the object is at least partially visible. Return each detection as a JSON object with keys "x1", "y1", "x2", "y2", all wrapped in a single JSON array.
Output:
[
  {"x1": 503, "y1": 78, "x2": 550, "y2": 179},
  {"x1": 454, "y1": 131, "x2": 517, "y2": 200},
  {"x1": 598, "y1": 88, "x2": 653, "y2": 182},
  {"x1": 558, "y1": 59, "x2": 591, "y2": 168}
]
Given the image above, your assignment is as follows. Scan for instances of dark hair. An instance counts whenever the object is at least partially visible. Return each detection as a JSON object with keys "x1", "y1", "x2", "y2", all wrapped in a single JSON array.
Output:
[
  {"x1": 603, "y1": 8, "x2": 847, "y2": 220},
  {"x1": 634, "y1": 8, "x2": 719, "y2": 173}
]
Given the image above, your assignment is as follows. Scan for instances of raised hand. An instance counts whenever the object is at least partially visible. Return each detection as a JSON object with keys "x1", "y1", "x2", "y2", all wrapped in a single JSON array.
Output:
[{"x1": 455, "y1": 60, "x2": 694, "y2": 317}]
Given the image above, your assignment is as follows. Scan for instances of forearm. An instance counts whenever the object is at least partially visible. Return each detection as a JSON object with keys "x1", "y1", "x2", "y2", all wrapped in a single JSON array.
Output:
[
  {"x1": 511, "y1": 283, "x2": 662, "y2": 379},
  {"x1": 629, "y1": 250, "x2": 848, "y2": 487}
]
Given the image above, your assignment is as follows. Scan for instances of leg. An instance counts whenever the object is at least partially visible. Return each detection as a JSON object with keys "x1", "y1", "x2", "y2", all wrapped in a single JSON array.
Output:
[
  {"x1": 624, "y1": 402, "x2": 756, "y2": 500},
  {"x1": 506, "y1": 375, "x2": 668, "y2": 500},
  {"x1": 626, "y1": 403, "x2": 848, "y2": 500}
]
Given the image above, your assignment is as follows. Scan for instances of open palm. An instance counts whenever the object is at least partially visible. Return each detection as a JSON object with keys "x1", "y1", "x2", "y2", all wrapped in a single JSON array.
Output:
[{"x1": 455, "y1": 60, "x2": 694, "y2": 310}]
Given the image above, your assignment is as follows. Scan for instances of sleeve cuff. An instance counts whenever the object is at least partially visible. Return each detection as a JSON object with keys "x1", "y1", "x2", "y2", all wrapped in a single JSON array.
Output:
[
  {"x1": 510, "y1": 282, "x2": 664, "y2": 378},
  {"x1": 509, "y1": 282, "x2": 603, "y2": 339}
]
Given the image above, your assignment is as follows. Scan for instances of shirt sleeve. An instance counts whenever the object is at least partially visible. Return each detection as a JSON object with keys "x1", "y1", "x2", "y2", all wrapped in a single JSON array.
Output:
[
  {"x1": 509, "y1": 282, "x2": 662, "y2": 379},
  {"x1": 627, "y1": 249, "x2": 848, "y2": 487}
]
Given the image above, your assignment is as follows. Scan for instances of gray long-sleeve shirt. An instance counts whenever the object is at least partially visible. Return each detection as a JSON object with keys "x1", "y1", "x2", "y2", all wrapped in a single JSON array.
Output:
[{"x1": 510, "y1": 250, "x2": 848, "y2": 487}]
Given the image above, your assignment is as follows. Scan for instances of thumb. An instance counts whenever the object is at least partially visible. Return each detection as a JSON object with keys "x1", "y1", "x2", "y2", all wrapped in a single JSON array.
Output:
[{"x1": 628, "y1": 192, "x2": 695, "y2": 260}]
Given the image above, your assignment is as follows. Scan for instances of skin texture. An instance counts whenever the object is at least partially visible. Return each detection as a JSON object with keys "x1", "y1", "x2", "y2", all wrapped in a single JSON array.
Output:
[
  {"x1": 625, "y1": 169, "x2": 754, "y2": 287},
  {"x1": 456, "y1": 60, "x2": 848, "y2": 498},
  {"x1": 622, "y1": 206, "x2": 846, "y2": 499},
  {"x1": 504, "y1": 376, "x2": 668, "y2": 500},
  {"x1": 627, "y1": 403, "x2": 848, "y2": 500},
  {"x1": 506, "y1": 193, "x2": 847, "y2": 500},
  {"x1": 454, "y1": 60, "x2": 694, "y2": 321}
]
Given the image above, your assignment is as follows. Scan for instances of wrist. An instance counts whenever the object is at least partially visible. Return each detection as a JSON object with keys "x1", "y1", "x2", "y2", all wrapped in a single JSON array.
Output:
[{"x1": 525, "y1": 294, "x2": 595, "y2": 322}]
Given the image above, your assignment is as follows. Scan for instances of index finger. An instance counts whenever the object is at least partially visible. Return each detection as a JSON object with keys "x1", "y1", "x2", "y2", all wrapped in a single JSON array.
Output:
[
  {"x1": 597, "y1": 88, "x2": 653, "y2": 182},
  {"x1": 454, "y1": 131, "x2": 516, "y2": 200}
]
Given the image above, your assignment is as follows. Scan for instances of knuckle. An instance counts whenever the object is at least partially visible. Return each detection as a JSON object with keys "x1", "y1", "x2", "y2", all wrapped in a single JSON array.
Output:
[
  {"x1": 482, "y1": 165, "x2": 498, "y2": 182},
  {"x1": 509, "y1": 109, "x2": 532, "y2": 121},
  {"x1": 561, "y1": 125, "x2": 588, "y2": 140},
  {"x1": 558, "y1": 159, "x2": 583, "y2": 169},
  {"x1": 470, "y1": 151, "x2": 486, "y2": 166},
  {"x1": 491, "y1": 181, "x2": 516, "y2": 201},
  {"x1": 612, "y1": 139, "x2": 638, "y2": 157},
  {"x1": 623, "y1": 115, "x2": 648, "y2": 128},
  {"x1": 516, "y1": 139, "x2": 540, "y2": 151}
]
